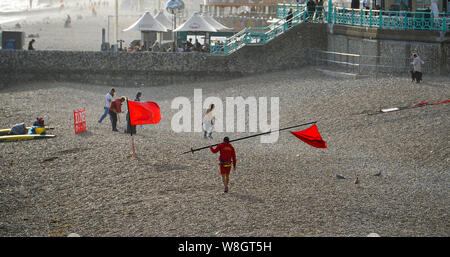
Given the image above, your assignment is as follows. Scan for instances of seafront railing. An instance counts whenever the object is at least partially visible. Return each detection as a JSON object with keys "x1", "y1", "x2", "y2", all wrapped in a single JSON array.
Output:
[
  {"x1": 331, "y1": 7, "x2": 449, "y2": 31},
  {"x1": 277, "y1": 3, "x2": 449, "y2": 31}
]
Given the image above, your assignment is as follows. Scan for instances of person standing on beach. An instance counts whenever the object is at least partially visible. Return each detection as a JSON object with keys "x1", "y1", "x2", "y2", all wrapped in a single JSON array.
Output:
[
  {"x1": 203, "y1": 104, "x2": 215, "y2": 139},
  {"x1": 98, "y1": 88, "x2": 115, "y2": 123},
  {"x1": 125, "y1": 92, "x2": 142, "y2": 134},
  {"x1": 28, "y1": 39, "x2": 35, "y2": 50},
  {"x1": 109, "y1": 96, "x2": 126, "y2": 132},
  {"x1": 411, "y1": 53, "x2": 425, "y2": 83},
  {"x1": 210, "y1": 137, "x2": 237, "y2": 193}
]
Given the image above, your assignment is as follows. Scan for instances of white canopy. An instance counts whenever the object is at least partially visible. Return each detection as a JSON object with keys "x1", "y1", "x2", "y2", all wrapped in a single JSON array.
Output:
[
  {"x1": 201, "y1": 13, "x2": 232, "y2": 31},
  {"x1": 155, "y1": 10, "x2": 173, "y2": 30},
  {"x1": 123, "y1": 11, "x2": 168, "y2": 32},
  {"x1": 174, "y1": 12, "x2": 217, "y2": 32}
]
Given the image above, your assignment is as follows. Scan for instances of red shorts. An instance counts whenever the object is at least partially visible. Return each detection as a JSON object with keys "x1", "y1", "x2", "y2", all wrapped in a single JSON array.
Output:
[{"x1": 219, "y1": 164, "x2": 232, "y2": 175}]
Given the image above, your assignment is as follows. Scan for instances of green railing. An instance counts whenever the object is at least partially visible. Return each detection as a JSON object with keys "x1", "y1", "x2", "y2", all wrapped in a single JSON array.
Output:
[
  {"x1": 211, "y1": 6, "x2": 308, "y2": 55},
  {"x1": 211, "y1": 2, "x2": 449, "y2": 56},
  {"x1": 277, "y1": 3, "x2": 449, "y2": 31}
]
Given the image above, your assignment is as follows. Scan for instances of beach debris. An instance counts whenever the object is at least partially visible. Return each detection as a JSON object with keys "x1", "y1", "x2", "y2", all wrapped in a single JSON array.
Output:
[
  {"x1": 354, "y1": 177, "x2": 359, "y2": 184},
  {"x1": 42, "y1": 156, "x2": 58, "y2": 163},
  {"x1": 381, "y1": 107, "x2": 399, "y2": 113},
  {"x1": 67, "y1": 233, "x2": 81, "y2": 237},
  {"x1": 334, "y1": 173, "x2": 345, "y2": 179},
  {"x1": 373, "y1": 171, "x2": 382, "y2": 177},
  {"x1": 367, "y1": 233, "x2": 380, "y2": 237}
]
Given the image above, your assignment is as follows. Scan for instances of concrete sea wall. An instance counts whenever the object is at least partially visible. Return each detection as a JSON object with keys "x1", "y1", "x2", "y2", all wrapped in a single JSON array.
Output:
[
  {"x1": 327, "y1": 24, "x2": 450, "y2": 75},
  {"x1": 0, "y1": 23, "x2": 448, "y2": 87}
]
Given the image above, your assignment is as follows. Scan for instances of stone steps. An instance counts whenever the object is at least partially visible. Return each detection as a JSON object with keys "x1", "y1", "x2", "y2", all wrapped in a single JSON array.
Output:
[{"x1": 316, "y1": 68, "x2": 369, "y2": 80}]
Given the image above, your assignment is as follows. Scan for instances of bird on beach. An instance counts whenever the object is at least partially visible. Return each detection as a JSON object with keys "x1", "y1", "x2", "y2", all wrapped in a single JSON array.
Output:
[
  {"x1": 373, "y1": 171, "x2": 382, "y2": 177},
  {"x1": 354, "y1": 177, "x2": 359, "y2": 184},
  {"x1": 334, "y1": 173, "x2": 345, "y2": 179}
]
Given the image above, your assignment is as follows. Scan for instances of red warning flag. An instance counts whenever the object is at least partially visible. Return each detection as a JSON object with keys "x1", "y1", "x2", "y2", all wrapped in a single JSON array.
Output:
[
  {"x1": 290, "y1": 124, "x2": 327, "y2": 148},
  {"x1": 128, "y1": 101, "x2": 161, "y2": 125}
]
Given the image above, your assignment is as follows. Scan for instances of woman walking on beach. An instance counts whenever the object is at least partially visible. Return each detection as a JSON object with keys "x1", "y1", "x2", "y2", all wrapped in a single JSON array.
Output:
[{"x1": 203, "y1": 104, "x2": 215, "y2": 139}]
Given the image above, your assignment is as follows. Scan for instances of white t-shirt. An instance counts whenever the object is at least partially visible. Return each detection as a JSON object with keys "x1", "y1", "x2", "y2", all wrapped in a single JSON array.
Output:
[
  {"x1": 413, "y1": 56, "x2": 424, "y2": 72},
  {"x1": 105, "y1": 93, "x2": 113, "y2": 108},
  {"x1": 203, "y1": 111, "x2": 215, "y2": 132}
]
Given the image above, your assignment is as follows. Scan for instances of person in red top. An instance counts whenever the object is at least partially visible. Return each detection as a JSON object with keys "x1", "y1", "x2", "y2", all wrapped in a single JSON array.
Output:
[
  {"x1": 108, "y1": 96, "x2": 126, "y2": 132},
  {"x1": 210, "y1": 137, "x2": 236, "y2": 193}
]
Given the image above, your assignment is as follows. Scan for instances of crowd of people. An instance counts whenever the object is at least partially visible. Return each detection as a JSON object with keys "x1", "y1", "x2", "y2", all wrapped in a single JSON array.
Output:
[
  {"x1": 121, "y1": 38, "x2": 210, "y2": 53},
  {"x1": 98, "y1": 88, "x2": 146, "y2": 133},
  {"x1": 96, "y1": 87, "x2": 237, "y2": 193}
]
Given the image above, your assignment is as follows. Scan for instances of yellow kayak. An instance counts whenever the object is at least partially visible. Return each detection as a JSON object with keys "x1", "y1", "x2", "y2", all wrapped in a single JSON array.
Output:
[
  {"x1": 0, "y1": 126, "x2": 53, "y2": 136},
  {"x1": 0, "y1": 134, "x2": 56, "y2": 142}
]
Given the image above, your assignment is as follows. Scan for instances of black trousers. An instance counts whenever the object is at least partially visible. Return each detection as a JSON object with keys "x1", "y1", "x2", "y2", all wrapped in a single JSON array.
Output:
[
  {"x1": 125, "y1": 113, "x2": 137, "y2": 134},
  {"x1": 109, "y1": 110, "x2": 117, "y2": 130},
  {"x1": 410, "y1": 71, "x2": 423, "y2": 83}
]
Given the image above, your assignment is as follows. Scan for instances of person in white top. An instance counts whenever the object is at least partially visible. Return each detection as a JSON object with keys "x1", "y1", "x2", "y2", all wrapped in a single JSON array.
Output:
[
  {"x1": 98, "y1": 88, "x2": 115, "y2": 123},
  {"x1": 203, "y1": 104, "x2": 215, "y2": 139},
  {"x1": 410, "y1": 53, "x2": 425, "y2": 83}
]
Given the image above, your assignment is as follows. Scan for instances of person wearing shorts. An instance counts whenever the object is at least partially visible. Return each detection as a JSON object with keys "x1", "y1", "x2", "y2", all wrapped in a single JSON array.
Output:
[{"x1": 210, "y1": 137, "x2": 236, "y2": 193}]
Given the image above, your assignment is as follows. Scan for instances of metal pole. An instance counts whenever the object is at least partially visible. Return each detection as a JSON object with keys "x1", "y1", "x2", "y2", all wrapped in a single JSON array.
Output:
[
  {"x1": 115, "y1": 0, "x2": 119, "y2": 45},
  {"x1": 107, "y1": 15, "x2": 110, "y2": 43},
  {"x1": 173, "y1": 12, "x2": 177, "y2": 52},
  {"x1": 181, "y1": 121, "x2": 318, "y2": 155}
]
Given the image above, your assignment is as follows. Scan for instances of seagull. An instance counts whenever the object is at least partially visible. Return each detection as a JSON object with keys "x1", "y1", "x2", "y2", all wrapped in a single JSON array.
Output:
[
  {"x1": 334, "y1": 173, "x2": 346, "y2": 179},
  {"x1": 354, "y1": 177, "x2": 359, "y2": 184},
  {"x1": 373, "y1": 171, "x2": 382, "y2": 177}
]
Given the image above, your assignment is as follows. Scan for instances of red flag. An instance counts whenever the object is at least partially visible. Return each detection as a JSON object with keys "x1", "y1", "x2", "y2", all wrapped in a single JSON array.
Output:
[
  {"x1": 128, "y1": 101, "x2": 161, "y2": 125},
  {"x1": 290, "y1": 124, "x2": 327, "y2": 148}
]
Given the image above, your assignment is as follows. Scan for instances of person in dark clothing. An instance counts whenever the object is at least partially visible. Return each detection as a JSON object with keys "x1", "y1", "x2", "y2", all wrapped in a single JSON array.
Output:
[
  {"x1": 286, "y1": 8, "x2": 293, "y2": 28},
  {"x1": 194, "y1": 39, "x2": 202, "y2": 51},
  {"x1": 316, "y1": 0, "x2": 324, "y2": 21},
  {"x1": 351, "y1": 0, "x2": 360, "y2": 9},
  {"x1": 28, "y1": 39, "x2": 35, "y2": 50},
  {"x1": 306, "y1": 0, "x2": 316, "y2": 21},
  {"x1": 125, "y1": 92, "x2": 142, "y2": 134},
  {"x1": 186, "y1": 38, "x2": 193, "y2": 51}
]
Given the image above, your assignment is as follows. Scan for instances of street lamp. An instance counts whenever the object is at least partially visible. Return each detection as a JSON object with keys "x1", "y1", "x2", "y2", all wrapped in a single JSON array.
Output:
[{"x1": 166, "y1": 0, "x2": 185, "y2": 52}]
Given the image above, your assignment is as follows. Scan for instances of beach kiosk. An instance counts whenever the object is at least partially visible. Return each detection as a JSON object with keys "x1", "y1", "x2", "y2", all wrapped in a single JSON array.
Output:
[
  {"x1": 123, "y1": 11, "x2": 168, "y2": 50},
  {"x1": 174, "y1": 12, "x2": 217, "y2": 50}
]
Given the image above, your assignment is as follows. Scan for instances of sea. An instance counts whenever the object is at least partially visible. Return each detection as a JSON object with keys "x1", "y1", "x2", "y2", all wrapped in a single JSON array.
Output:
[{"x1": 0, "y1": 0, "x2": 61, "y2": 25}]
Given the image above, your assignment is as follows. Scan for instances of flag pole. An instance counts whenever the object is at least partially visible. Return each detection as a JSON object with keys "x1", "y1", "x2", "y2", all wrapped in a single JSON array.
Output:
[
  {"x1": 126, "y1": 99, "x2": 136, "y2": 157},
  {"x1": 180, "y1": 121, "x2": 317, "y2": 155}
]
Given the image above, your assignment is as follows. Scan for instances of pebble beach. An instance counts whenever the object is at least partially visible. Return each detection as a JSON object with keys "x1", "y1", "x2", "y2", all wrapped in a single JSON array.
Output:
[
  {"x1": 0, "y1": 3, "x2": 449, "y2": 238},
  {"x1": 0, "y1": 67, "x2": 449, "y2": 237}
]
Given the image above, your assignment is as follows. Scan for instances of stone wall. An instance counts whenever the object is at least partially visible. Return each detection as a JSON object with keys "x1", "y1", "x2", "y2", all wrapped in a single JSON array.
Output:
[
  {"x1": 0, "y1": 23, "x2": 328, "y2": 87},
  {"x1": 1, "y1": 23, "x2": 448, "y2": 88},
  {"x1": 327, "y1": 24, "x2": 450, "y2": 75}
]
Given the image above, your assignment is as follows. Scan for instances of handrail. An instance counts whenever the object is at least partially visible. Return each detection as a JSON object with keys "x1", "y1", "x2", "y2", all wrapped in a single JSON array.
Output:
[{"x1": 211, "y1": 6, "x2": 308, "y2": 55}]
